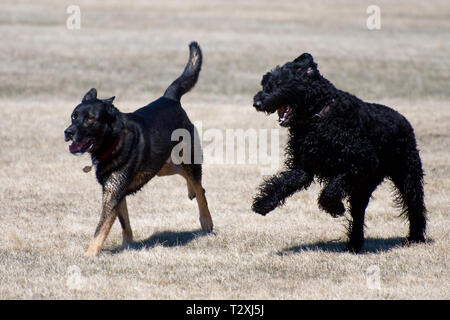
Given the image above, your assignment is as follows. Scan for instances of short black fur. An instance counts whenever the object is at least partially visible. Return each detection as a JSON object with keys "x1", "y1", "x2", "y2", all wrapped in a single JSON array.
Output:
[
  {"x1": 64, "y1": 42, "x2": 213, "y2": 257},
  {"x1": 252, "y1": 53, "x2": 427, "y2": 253}
]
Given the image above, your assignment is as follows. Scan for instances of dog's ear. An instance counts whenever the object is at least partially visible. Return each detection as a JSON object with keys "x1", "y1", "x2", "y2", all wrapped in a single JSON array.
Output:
[
  {"x1": 102, "y1": 96, "x2": 117, "y2": 120},
  {"x1": 261, "y1": 72, "x2": 271, "y2": 86},
  {"x1": 294, "y1": 53, "x2": 314, "y2": 64},
  {"x1": 105, "y1": 101, "x2": 123, "y2": 135},
  {"x1": 102, "y1": 96, "x2": 115, "y2": 105},
  {"x1": 82, "y1": 88, "x2": 98, "y2": 103},
  {"x1": 293, "y1": 53, "x2": 317, "y2": 73}
]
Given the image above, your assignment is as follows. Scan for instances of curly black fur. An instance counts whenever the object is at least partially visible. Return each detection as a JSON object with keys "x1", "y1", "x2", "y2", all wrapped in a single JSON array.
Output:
[{"x1": 252, "y1": 53, "x2": 427, "y2": 253}]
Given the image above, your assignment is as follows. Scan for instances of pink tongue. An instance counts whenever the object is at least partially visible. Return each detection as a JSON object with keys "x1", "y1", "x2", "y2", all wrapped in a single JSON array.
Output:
[
  {"x1": 69, "y1": 142, "x2": 84, "y2": 153},
  {"x1": 277, "y1": 106, "x2": 287, "y2": 117}
]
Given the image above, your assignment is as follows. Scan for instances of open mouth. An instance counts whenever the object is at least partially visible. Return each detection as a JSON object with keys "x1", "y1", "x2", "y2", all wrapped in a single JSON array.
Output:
[
  {"x1": 69, "y1": 139, "x2": 94, "y2": 154},
  {"x1": 277, "y1": 105, "x2": 294, "y2": 126}
]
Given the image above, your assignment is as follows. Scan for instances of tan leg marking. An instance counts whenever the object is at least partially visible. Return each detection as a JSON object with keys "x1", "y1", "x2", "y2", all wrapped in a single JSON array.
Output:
[
  {"x1": 157, "y1": 159, "x2": 213, "y2": 232},
  {"x1": 157, "y1": 159, "x2": 196, "y2": 200},
  {"x1": 85, "y1": 212, "x2": 117, "y2": 257},
  {"x1": 85, "y1": 190, "x2": 118, "y2": 257},
  {"x1": 117, "y1": 197, "x2": 133, "y2": 248},
  {"x1": 186, "y1": 181, "x2": 196, "y2": 200},
  {"x1": 156, "y1": 160, "x2": 178, "y2": 177},
  {"x1": 193, "y1": 183, "x2": 213, "y2": 233},
  {"x1": 181, "y1": 172, "x2": 213, "y2": 233}
]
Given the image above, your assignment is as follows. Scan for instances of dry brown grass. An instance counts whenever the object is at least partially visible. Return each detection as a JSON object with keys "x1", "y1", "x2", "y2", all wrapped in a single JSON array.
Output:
[{"x1": 0, "y1": 0, "x2": 448, "y2": 299}]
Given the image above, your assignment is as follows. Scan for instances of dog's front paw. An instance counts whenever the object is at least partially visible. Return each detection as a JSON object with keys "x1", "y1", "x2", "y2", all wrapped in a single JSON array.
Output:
[
  {"x1": 84, "y1": 247, "x2": 100, "y2": 258},
  {"x1": 84, "y1": 239, "x2": 102, "y2": 257},
  {"x1": 252, "y1": 195, "x2": 278, "y2": 215},
  {"x1": 320, "y1": 199, "x2": 346, "y2": 218}
]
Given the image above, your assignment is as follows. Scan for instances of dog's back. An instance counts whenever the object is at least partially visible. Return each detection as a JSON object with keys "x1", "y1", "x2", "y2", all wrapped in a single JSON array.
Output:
[{"x1": 125, "y1": 42, "x2": 203, "y2": 172}]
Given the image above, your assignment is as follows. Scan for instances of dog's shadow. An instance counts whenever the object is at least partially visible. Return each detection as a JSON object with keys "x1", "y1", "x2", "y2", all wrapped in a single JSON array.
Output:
[
  {"x1": 277, "y1": 237, "x2": 411, "y2": 255},
  {"x1": 108, "y1": 229, "x2": 209, "y2": 254}
]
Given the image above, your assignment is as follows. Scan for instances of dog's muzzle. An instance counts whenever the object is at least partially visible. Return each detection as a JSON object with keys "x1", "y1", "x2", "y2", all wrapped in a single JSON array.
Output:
[
  {"x1": 64, "y1": 126, "x2": 94, "y2": 154},
  {"x1": 64, "y1": 127, "x2": 74, "y2": 142}
]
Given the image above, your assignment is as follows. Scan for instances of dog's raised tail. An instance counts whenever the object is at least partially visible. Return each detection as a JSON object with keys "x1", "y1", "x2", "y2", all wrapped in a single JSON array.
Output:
[{"x1": 163, "y1": 41, "x2": 202, "y2": 101}]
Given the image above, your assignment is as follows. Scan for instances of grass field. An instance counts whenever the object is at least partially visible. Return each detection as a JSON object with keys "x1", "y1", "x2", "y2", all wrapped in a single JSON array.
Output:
[{"x1": 0, "y1": 0, "x2": 449, "y2": 299}]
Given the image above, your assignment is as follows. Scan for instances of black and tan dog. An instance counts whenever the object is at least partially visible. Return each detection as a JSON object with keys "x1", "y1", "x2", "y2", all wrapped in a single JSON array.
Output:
[{"x1": 64, "y1": 42, "x2": 213, "y2": 257}]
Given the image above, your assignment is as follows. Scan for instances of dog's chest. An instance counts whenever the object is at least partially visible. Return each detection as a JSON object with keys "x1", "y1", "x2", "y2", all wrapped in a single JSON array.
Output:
[{"x1": 291, "y1": 127, "x2": 350, "y2": 169}]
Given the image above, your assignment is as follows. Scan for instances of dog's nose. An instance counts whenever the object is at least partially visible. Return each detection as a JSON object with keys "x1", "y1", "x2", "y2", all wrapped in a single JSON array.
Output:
[
  {"x1": 253, "y1": 100, "x2": 262, "y2": 109},
  {"x1": 64, "y1": 128, "x2": 73, "y2": 141}
]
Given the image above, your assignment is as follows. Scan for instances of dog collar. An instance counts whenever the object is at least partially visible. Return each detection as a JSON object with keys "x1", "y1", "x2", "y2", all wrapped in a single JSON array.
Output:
[
  {"x1": 311, "y1": 100, "x2": 334, "y2": 122},
  {"x1": 299, "y1": 95, "x2": 336, "y2": 125},
  {"x1": 97, "y1": 137, "x2": 120, "y2": 162},
  {"x1": 82, "y1": 137, "x2": 120, "y2": 173}
]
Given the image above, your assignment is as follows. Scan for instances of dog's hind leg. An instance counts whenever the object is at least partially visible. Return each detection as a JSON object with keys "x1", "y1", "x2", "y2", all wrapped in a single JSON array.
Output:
[
  {"x1": 192, "y1": 182, "x2": 213, "y2": 233},
  {"x1": 157, "y1": 159, "x2": 196, "y2": 200},
  {"x1": 390, "y1": 152, "x2": 427, "y2": 243},
  {"x1": 346, "y1": 181, "x2": 380, "y2": 253},
  {"x1": 347, "y1": 191, "x2": 370, "y2": 253},
  {"x1": 318, "y1": 174, "x2": 346, "y2": 217},
  {"x1": 117, "y1": 197, "x2": 133, "y2": 248},
  {"x1": 158, "y1": 160, "x2": 213, "y2": 232},
  {"x1": 180, "y1": 163, "x2": 213, "y2": 233}
]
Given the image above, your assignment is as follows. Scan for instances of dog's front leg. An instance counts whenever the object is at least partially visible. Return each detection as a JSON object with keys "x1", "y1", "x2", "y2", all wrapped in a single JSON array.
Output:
[
  {"x1": 252, "y1": 168, "x2": 313, "y2": 215},
  {"x1": 318, "y1": 174, "x2": 347, "y2": 217},
  {"x1": 85, "y1": 187, "x2": 121, "y2": 257}
]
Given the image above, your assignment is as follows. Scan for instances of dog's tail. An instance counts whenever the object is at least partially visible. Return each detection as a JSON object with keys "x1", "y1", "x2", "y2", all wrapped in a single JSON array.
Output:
[{"x1": 163, "y1": 41, "x2": 202, "y2": 101}]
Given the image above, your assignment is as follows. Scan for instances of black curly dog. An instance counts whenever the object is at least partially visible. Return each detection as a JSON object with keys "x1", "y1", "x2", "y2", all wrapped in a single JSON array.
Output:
[{"x1": 252, "y1": 53, "x2": 427, "y2": 253}]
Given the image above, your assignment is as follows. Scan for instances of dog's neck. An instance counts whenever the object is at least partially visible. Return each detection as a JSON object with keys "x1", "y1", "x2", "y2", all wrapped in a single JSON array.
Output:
[
  {"x1": 98, "y1": 137, "x2": 120, "y2": 162},
  {"x1": 92, "y1": 136, "x2": 121, "y2": 163},
  {"x1": 291, "y1": 77, "x2": 338, "y2": 126},
  {"x1": 303, "y1": 78, "x2": 337, "y2": 114}
]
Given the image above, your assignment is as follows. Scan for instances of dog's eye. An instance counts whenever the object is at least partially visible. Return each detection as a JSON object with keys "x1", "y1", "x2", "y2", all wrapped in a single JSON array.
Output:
[{"x1": 71, "y1": 112, "x2": 78, "y2": 121}]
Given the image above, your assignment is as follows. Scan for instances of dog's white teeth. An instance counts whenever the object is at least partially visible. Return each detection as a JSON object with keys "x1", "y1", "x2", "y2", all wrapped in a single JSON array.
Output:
[{"x1": 86, "y1": 143, "x2": 94, "y2": 152}]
